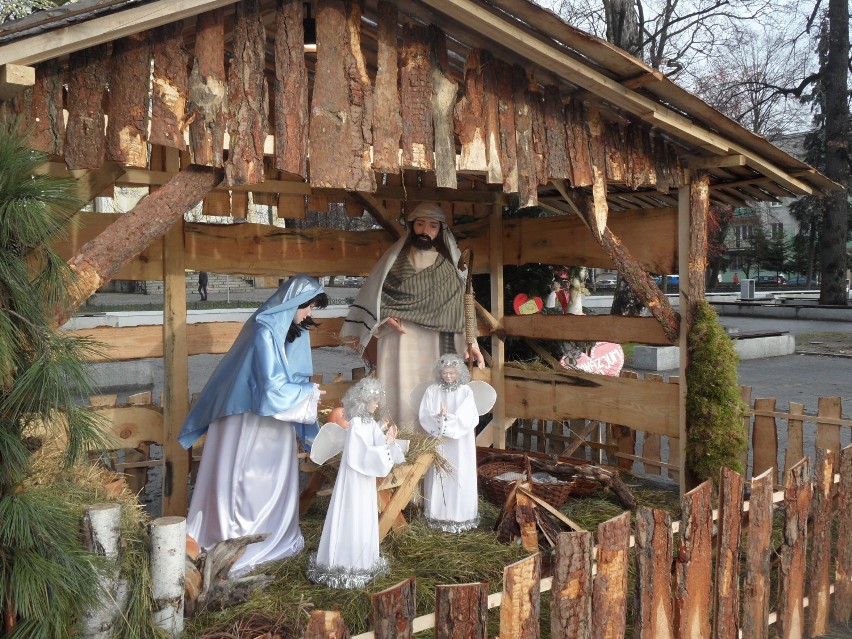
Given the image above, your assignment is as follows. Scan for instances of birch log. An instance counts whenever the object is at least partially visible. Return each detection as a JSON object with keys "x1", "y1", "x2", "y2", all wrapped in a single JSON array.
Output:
[
  {"x1": 80, "y1": 504, "x2": 122, "y2": 639},
  {"x1": 150, "y1": 516, "x2": 186, "y2": 636}
]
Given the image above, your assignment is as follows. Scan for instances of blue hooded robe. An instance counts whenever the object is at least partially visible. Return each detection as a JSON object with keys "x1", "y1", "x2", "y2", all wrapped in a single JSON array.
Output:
[{"x1": 178, "y1": 274, "x2": 324, "y2": 449}]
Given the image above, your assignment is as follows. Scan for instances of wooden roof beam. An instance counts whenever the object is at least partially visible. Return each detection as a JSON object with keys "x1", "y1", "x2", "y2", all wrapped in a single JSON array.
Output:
[
  {"x1": 684, "y1": 154, "x2": 746, "y2": 170},
  {"x1": 0, "y1": 0, "x2": 238, "y2": 66},
  {"x1": 0, "y1": 63, "x2": 34, "y2": 98}
]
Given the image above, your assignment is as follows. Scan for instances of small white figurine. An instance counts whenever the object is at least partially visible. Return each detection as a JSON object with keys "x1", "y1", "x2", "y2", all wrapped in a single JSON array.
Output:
[
  {"x1": 307, "y1": 378, "x2": 406, "y2": 589},
  {"x1": 418, "y1": 355, "x2": 489, "y2": 533}
]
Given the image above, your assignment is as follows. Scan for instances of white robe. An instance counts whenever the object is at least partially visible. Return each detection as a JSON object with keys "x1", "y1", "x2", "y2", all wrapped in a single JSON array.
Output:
[
  {"x1": 186, "y1": 412, "x2": 306, "y2": 575},
  {"x1": 309, "y1": 416, "x2": 405, "y2": 589},
  {"x1": 419, "y1": 383, "x2": 480, "y2": 531}
]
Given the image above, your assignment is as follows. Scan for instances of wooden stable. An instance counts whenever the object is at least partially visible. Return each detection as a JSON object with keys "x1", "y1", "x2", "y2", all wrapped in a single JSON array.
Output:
[{"x1": 0, "y1": 0, "x2": 838, "y2": 515}]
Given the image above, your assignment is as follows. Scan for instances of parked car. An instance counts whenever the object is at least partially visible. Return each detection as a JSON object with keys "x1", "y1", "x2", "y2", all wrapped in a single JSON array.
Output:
[
  {"x1": 787, "y1": 275, "x2": 818, "y2": 287},
  {"x1": 756, "y1": 274, "x2": 786, "y2": 286},
  {"x1": 596, "y1": 277, "x2": 617, "y2": 287},
  {"x1": 652, "y1": 274, "x2": 679, "y2": 286}
]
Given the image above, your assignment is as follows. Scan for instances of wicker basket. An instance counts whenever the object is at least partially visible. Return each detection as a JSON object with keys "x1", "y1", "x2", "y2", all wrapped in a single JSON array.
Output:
[{"x1": 478, "y1": 460, "x2": 590, "y2": 509}]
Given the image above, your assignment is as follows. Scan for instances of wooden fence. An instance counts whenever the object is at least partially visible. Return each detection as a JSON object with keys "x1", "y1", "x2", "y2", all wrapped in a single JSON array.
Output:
[
  {"x1": 505, "y1": 371, "x2": 851, "y2": 488},
  {"x1": 303, "y1": 448, "x2": 850, "y2": 639}
]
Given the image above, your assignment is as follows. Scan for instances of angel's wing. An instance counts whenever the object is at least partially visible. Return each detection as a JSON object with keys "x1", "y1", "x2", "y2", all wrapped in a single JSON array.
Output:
[
  {"x1": 469, "y1": 380, "x2": 497, "y2": 415},
  {"x1": 408, "y1": 380, "x2": 432, "y2": 415},
  {"x1": 309, "y1": 422, "x2": 347, "y2": 465}
]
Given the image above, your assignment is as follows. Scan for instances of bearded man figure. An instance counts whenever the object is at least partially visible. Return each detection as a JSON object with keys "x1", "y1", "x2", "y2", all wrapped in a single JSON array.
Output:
[{"x1": 342, "y1": 202, "x2": 485, "y2": 431}]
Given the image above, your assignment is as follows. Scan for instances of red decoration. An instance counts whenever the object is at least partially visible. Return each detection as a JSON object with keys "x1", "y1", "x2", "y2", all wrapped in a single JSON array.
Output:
[
  {"x1": 574, "y1": 342, "x2": 624, "y2": 376},
  {"x1": 513, "y1": 293, "x2": 543, "y2": 315}
]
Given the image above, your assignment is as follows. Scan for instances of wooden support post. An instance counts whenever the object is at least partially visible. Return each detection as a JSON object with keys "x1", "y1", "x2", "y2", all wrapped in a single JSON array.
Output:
[
  {"x1": 673, "y1": 481, "x2": 712, "y2": 639},
  {"x1": 676, "y1": 178, "x2": 689, "y2": 495},
  {"x1": 161, "y1": 148, "x2": 190, "y2": 516},
  {"x1": 634, "y1": 507, "x2": 674, "y2": 639},
  {"x1": 490, "y1": 202, "x2": 506, "y2": 448},
  {"x1": 371, "y1": 578, "x2": 415, "y2": 639},
  {"x1": 434, "y1": 583, "x2": 488, "y2": 639},
  {"x1": 550, "y1": 531, "x2": 592, "y2": 638},
  {"x1": 714, "y1": 468, "x2": 743, "y2": 639},
  {"x1": 778, "y1": 458, "x2": 812, "y2": 639}
]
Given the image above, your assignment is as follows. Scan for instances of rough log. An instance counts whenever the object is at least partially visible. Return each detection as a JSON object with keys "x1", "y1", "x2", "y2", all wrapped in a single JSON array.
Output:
[
  {"x1": 80, "y1": 503, "x2": 122, "y2": 639},
  {"x1": 778, "y1": 458, "x2": 812, "y2": 639},
  {"x1": 27, "y1": 59, "x2": 64, "y2": 155},
  {"x1": 149, "y1": 516, "x2": 185, "y2": 636},
  {"x1": 372, "y1": 1, "x2": 401, "y2": 173},
  {"x1": 453, "y1": 49, "x2": 487, "y2": 174},
  {"x1": 529, "y1": 84, "x2": 547, "y2": 186},
  {"x1": 400, "y1": 24, "x2": 433, "y2": 170},
  {"x1": 565, "y1": 99, "x2": 591, "y2": 187},
  {"x1": 434, "y1": 583, "x2": 488, "y2": 639},
  {"x1": 625, "y1": 122, "x2": 653, "y2": 189},
  {"x1": 495, "y1": 59, "x2": 517, "y2": 193},
  {"x1": 188, "y1": 9, "x2": 225, "y2": 168},
  {"x1": 342, "y1": 0, "x2": 374, "y2": 192},
  {"x1": 65, "y1": 44, "x2": 108, "y2": 170},
  {"x1": 751, "y1": 398, "x2": 778, "y2": 481},
  {"x1": 195, "y1": 534, "x2": 274, "y2": 614},
  {"x1": 684, "y1": 172, "x2": 709, "y2": 329},
  {"x1": 513, "y1": 66, "x2": 537, "y2": 208},
  {"x1": 587, "y1": 107, "x2": 608, "y2": 235},
  {"x1": 557, "y1": 185, "x2": 679, "y2": 342},
  {"x1": 592, "y1": 512, "x2": 630, "y2": 639},
  {"x1": 498, "y1": 554, "x2": 540, "y2": 639},
  {"x1": 550, "y1": 531, "x2": 592, "y2": 639},
  {"x1": 515, "y1": 488, "x2": 539, "y2": 552},
  {"x1": 371, "y1": 577, "x2": 415, "y2": 639},
  {"x1": 150, "y1": 22, "x2": 188, "y2": 151},
  {"x1": 634, "y1": 506, "x2": 674, "y2": 639},
  {"x1": 274, "y1": 0, "x2": 308, "y2": 178},
  {"x1": 603, "y1": 120, "x2": 626, "y2": 183},
  {"x1": 306, "y1": 14, "x2": 347, "y2": 191},
  {"x1": 106, "y1": 32, "x2": 151, "y2": 167},
  {"x1": 714, "y1": 468, "x2": 743, "y2": 639},
  {"x1": 304, "y1": 611, "x2": 350, "y2": 639},
  {"x1": 835, "y1": 445, "x2": 852, "y2": 623},
  {"x1": 741, "y1": 469, "x2": 773, "y2": 639},
  {"x1": 807, "y1": 449, "x2": 834, "y2": 637},
  {"x1": 480, "y1": 50, "x2": 502, "y2": 184},
  {"x1": 544, "y1": 85, "x2": 569, "y2": 181},
  {"x1": 54, "y1": 165, "x2": 222, "y2": 327},
  {"x1": 431, "y1": 26, "x2": 457, "y2": 189},
  {"x1": 225, "y1": 0, "x2": 267, "y2": 186},
  {"x1": 673, "y1": 481, "x2": 712, "y2": 639}
]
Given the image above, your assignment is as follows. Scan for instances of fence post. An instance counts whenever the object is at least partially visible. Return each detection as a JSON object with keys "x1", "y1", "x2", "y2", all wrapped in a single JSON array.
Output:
[
  {"x1": 674, "y1": 481, "x2": 712, "y2": 639},
  {"x1": 815, "y1": 397, "x2": 842, "y2": 473},
  {"x1": 592, "y1": 512, "x2": 630, "y2": 639},
  {"x1": 741, "y1": 468, "x2": 773, "y2": 639},
  {"x1": 808, "y1": 449, "x2": 834, "y2": 637},
  {"x1": 832, "y1": 444, "x2": 852, "y2": 624},
  {"x1": 783, "y1": 402, "x2": 805, "y2": 480},
  {"x1": 551, "y1": 531, "x2": 592, "y2": 639},
  {"x1": 634, "y1": 507, "x2": 673, "y2": 639},
  {"x1": 434, "y1": 582, "x2": 488, "y2": 639},
  {"x1": 714, "y1": 468, "x2": 744, "y2": 639},
  {"x1": 752, "y1": 398, "x2": 778, "y2": 484},
  {"x1": 304, "y1": 611, "x2": 350, "y2": 639},
  {"x1": 498, "y1": 553, "x2": 541, "y2": 639},
  {"x1": 778, "y1": 458, "x2": 812, "y2": 639},
  {"x1": 371, "y1": 578, "x2": 415, "y2": 639}
]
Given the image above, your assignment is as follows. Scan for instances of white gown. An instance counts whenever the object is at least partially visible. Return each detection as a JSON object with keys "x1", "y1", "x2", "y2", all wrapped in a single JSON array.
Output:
[
  {"x1": 308, "y1": 416, "x2": 405, "y2": 589},
  {"x1": 419, "y1": 383, "x2": 480, "y2": 532},
  {"x1": 186, "y1": 412, "x2": 306, "y2": 575}
]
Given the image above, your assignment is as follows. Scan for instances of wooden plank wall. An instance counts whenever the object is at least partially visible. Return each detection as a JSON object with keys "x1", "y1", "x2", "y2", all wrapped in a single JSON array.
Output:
[{"x1": 294, "y1": 456, "x2": 851, "y2": 639}]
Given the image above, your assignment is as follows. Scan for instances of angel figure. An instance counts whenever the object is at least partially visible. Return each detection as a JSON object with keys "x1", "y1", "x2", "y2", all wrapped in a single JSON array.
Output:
[
  {"x1": 417, "y1": 354, "x2": 495, "y2": 533},
  {"x1": 307, "y1": 378, "x2": 406, "y2": 589}
]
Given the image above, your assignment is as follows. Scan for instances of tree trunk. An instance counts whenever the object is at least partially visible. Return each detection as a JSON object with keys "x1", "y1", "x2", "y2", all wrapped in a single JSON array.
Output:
[
  {"x1": 372, "y1": 1, "x2": 401, "y2": 173},
  {"x1": 400, "y1": 24, "x2": 433, "y2": 170},
  {"x1": 454, "y1": 49, "x2": 488, "y2": 175},
  {"x1": 65, "y1": 44, "x2": 108, "y2": 169},
  {"x1": 274, "y1": 0, "x2": 308, "y2": 178},
  {"x1": 188, "y1": 9, "x2": 226, "y2": 168},
  {"x1": 431, "y1": 26, "x2": 458, "y2": 189},
  {"x1": 150, "y1": 22, "x2": 189, "y2": 151},
  {"x1": 107, "y1": 33, "x2": 151, "y2": 167},
  {"x1": 371, "y1": 578, "x2": 415, "y2": 639},
  {"x1": 54, "y1": 165, "x2": 222, "y2": 327},
  {"x1": 819, "y1": 0, "x2": 849, "y2": 305}
]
